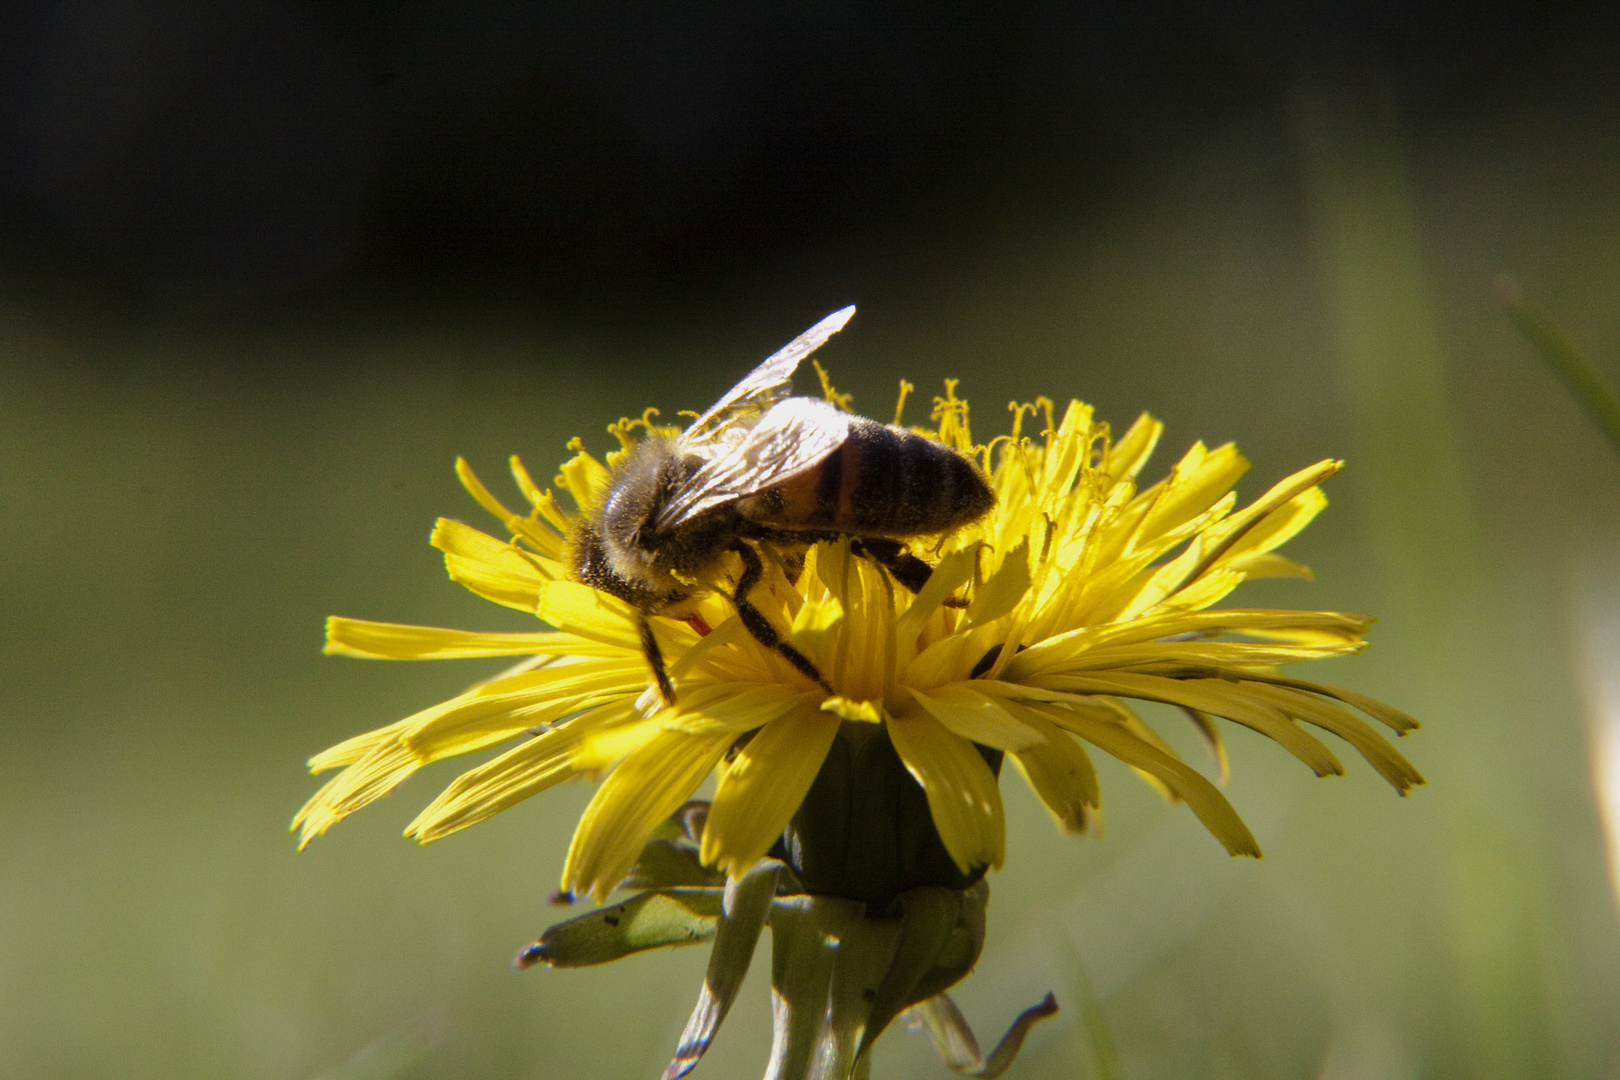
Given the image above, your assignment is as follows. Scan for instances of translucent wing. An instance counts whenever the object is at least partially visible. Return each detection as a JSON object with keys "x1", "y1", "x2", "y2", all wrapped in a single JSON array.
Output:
[
  {"x1": 654, "y1": 397, "x2": 853, "y2": 531},
  {"x1": 683, "y1": 306, "x2": 856, "y2": 441}
]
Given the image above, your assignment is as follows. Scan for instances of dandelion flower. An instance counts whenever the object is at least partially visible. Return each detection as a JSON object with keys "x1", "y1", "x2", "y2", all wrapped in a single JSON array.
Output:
[
  {"x1": 295, "y1": 314, "x2": 1422, "y2": 1078},
  {"x1": 295, "y1": 378, "x2": 1421, "y2": 900}
]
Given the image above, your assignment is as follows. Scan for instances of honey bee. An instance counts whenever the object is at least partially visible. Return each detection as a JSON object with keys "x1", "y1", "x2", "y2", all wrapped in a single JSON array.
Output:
[{"x1": 567, "y1": 306, "x2": 995, "y2": 705}]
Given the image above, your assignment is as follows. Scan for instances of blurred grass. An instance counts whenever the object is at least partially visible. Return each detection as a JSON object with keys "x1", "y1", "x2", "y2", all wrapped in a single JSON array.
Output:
[
  {"x1": 1496, "y1": 276, "x2": 1620, "y2": 456},
  {"x1": 4, "y1": 80, "x2": 1620, "y2": 1080},
  {"x1": 1296, "y1": 79, "x2": 1542, "y2": 1080}
]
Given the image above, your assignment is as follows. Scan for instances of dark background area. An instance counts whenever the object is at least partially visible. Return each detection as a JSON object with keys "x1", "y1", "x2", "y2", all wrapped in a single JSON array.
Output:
[
  {"x1": 4, "y1": 4, "x2": 1620, "y2": 1079},
  {"x1": 0, "y1": 1, "x2": 1611, "y2": 317}
]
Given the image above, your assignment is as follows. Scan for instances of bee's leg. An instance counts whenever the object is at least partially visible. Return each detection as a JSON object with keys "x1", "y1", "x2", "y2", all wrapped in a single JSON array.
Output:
[
  {"x1": 849, "y1": 537, "x2": 935, "y2": 594},
  {"x1": 729, "y1": 541, "x2": 833, "y2": 693},
  {"x1": 639, "y1": 614, "x2": 679, "y2": 707},
  {"x1": 738, "y1": 525, "x2": 963, "y2": 605}
]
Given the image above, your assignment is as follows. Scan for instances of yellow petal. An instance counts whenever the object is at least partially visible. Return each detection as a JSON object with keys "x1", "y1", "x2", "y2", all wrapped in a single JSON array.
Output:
[
  {"x1": 563, "y1": 729, "x2": 734, "y2": 900},
  {"x1": 508, "y1": 455, "x2": 551, "y2": 509},
  {"x1": 669, "y1": 616, "x2": 770, "y2": 686},
  {"x1": 905, "y1": 622, "x2": 999, "y2": 688},
  {"x1": 660, "y1": 683, "x2": 812, "y2": 736},
  {"x1": 431, "y1": 518, "x2": 551, "y2": 610},
  {"x1": 535, "y1": 579, "x2": 696, "y2": 657},
  {"x1": 1019, "y1": 672, "x2": 1346, "y2": 778},
  {"x1": 971, "y1": 682, "x2": 1187, "y2": 801},
  {"x1": 455, "y1": 456, "x2": 566, "y2": 558},
  {"x1": 999, "y1": 700, "x2": 1099, "y2": 833},
  {"x1": 399, "y1": 661, "x2": 648, "y2": 762},
  {"x1": 1043, "y1": 638, "x2": 1364, "y2": 674},
  {"x1": 1254, "y1": 675, "x2": 1421, "y2": 734},
  {"x1": 1227, "y1": 552, "x2": 1315, "y2": 580},
  {"x1": 1222, "y1": 489, "x2": 1327, "y2": 566},
  {"x1": 1139, "y1": 441, "x2": 1251, "y2": 540},
  {"x1": 1069, "y1": 694, "x2": 1184, "y2": 801},
  {"x1": 1106, "y1": 531, "x2": 1234, "y2": 622},
  {"x1": 1029, "y1": 701, "x2": 1260, "y2": 857},
  {"x1": 509, "y1": 456, "x2": 578, "y2": 541},
  {"x1": 555, "y1": 447, "x2": 612, "y2": 513},
  {"x1": 324, "y1": 616, "x2": 616, "y2": 660},
  {"x1": 1034, "y1": 400, "x2": 1094, "y2": 507},
  {"x1": 895, "y1": 544, "x2": 979, "y2": 655},
  {"x1": 1176, "y1": 460, "x2": 1341, "y2": 587},
  {"x1": 1005, "y1": 608, "x2": 1371, "y2": 677},
  {"x1": 886, "y1": 706, "x2": 1005, "y2": 873},
  {"x1": 1100, "y1": 412, "x2": 1163, "y2": 483},
  {"x1": 964, "y1": 537, "x2": 1030, "y2": 629},
  {"x1": 833, "y1": 556, "x2": 896, "y2": 701},
  {"x1": 1239, "y1": 682, "x2": 1425, "y2": 791},
  {"x1": 790, "y1": 592, "x2": 845, "y2": 675},
  {"x1": 310, "y1": 658, "x2": 641, "y2": 774},
  {"x1": 821, "y1": 696, "x2": 882, "y2": 723},
  {"x1": 905, "y1": 685, "x2": 1045, "y2": 751},
  {"x1": 701, "y1": 701, "x2": 841, "y2": 876},
  {"x1": 571, "y1": 715, "x2": 664, "y2": 772},
  {"x1": 304, "y1": 715, "x2": 414, "y2": 773},
  {"x1": 1154, "y1": 567, "x2": 1247, "y2": 615},
  {"x1": 1059, "y1": 495, "x2": 1237, "y2": 626},
  {"x1": 295, "y1": 662, "x2": 651, "y2": 847},
  {"x1": 1183, "y1": 707, "x2": 1230, "y2": 784},
  {"x1": 292, "y1": 742, "x2": 420, "y2": 847},
  {"x1": 405, "y1": 703, "x2": 641, "y2": 842}
]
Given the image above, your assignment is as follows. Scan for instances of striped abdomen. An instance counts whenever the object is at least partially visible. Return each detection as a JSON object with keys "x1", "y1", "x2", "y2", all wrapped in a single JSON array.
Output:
[{"x1": 742, "y1": 418, "x2": 994, "y2": 536}]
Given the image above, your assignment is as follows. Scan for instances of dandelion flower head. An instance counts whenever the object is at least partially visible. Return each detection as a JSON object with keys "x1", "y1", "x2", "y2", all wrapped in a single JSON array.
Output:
[{"x1": 294, "y1": 349, "x2": 1423, "y2": 906}]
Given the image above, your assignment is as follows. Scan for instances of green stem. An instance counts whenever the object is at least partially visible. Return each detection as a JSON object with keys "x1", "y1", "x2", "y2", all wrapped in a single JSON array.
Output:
[{"x1": 1496, "y1": 274, "x2": 1620, "y2": 456}]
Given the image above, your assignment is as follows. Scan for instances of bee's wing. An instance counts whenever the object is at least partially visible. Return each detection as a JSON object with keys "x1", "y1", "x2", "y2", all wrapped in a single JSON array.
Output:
[
  {"x1": 683, "y1": 306, "x2": 856, "y2": 439},
  {"x1": 653, "y1": 397, "x2": 852, "y2": 531}
]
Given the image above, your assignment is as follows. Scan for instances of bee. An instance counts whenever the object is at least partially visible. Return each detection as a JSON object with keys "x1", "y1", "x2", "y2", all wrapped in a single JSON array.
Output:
[{"x1": 567, "y1": 306, "x2": 995, "y2": 705}]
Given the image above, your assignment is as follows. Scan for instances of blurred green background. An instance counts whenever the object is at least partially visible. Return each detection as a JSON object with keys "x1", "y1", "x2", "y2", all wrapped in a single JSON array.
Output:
[{"x1": 3, "y1": 4, "x2": 1620, "y2": 1078}]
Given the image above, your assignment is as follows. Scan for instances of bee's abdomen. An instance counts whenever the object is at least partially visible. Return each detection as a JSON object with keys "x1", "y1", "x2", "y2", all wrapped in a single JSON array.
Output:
[{"x1": 758, "y1": 418, "x2": 994, "y2": 535}]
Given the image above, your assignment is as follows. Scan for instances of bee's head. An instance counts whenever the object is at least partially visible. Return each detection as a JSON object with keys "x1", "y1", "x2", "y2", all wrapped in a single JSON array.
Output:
[{"x1": 594, "y1": 436, "x2": 688, "y2": 584}]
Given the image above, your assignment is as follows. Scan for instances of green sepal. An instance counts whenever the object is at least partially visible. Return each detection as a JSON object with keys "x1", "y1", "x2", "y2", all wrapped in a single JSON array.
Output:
[
  {"x1": 624, "y1": 837, "x2": 726, "y2": 889},
  {"x1": 765, "y1": 895, "x2": 882, "y2": 1080},
  {"x1": 663, "y1": 860, "x2": 783, "y2": 1080},
  {"x1": 906, "y1": 991, "x2": 1059, "y2": 1079},
  {"x1": 854, "y1": 886, "x2": 971, "y2": 1064},
  {"x1": 909, "y1": 879, "x2": 987, "y2": 1005},
  {"x1": 515, "y1": 887, "x2": 723, "y2": 969}
]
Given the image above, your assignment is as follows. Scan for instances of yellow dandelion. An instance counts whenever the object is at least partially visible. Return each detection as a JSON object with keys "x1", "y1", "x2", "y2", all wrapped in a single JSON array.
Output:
[{"x1": 294, "y1": 329, "x2": 1423, "y2": 914}]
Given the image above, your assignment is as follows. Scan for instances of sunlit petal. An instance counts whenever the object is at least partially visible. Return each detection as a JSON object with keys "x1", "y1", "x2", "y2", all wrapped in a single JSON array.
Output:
[
  {"x1": 702, "y1": 700, "x2": 841, "y2": 876},
  {"x1": 563, "y1": 728, "x2": 734, "y2": 901},
  {"x1": 888, "y1": 705, "x2": 1006, "y2": 873}
]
